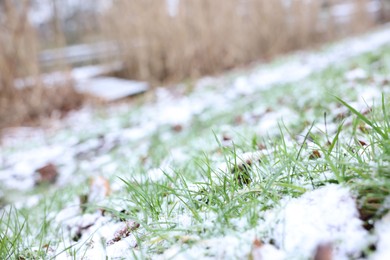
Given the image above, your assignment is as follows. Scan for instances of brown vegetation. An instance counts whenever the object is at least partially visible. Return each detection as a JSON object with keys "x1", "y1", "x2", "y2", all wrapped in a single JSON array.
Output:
[
  {"x1": 0, "y1": 0, "x2": 83, "y2": 129},
  {"x1": 102, "y1": 0, "x2": 378, "y2": 84}
]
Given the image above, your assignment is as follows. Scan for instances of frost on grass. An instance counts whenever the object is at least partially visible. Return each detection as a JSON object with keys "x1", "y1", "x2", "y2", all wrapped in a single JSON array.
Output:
[{"x1": 263, "y1": 185, "x2": 369, "y2": 259}]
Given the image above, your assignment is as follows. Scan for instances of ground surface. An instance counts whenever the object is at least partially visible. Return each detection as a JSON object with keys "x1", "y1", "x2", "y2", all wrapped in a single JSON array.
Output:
[{"x1": 1, "y1": 25, "x2": 390, "y2": 259}]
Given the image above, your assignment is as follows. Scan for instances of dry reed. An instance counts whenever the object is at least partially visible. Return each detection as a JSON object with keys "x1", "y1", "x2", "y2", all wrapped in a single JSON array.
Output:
[
  {"x1": 0, "y1": 0, "x2": 382, "y2": 128},
  {"x1": 0, "y1": 0, "x2": 83, "y2": 129},
  {"x1": 102, "y1": 0, "x2": 377, "y2": 84}
]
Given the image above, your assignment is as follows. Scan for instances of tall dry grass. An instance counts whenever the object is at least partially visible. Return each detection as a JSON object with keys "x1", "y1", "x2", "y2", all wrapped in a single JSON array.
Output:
[
  {"x1": 0, "y1": 0, "x2": 380, "y2": 128},
  {"x1": 0, "y1": 0, "x2": 83, "y2": 129},
  {"x1": 102, "y1": 0, "x2": 377, "y2": 84}
]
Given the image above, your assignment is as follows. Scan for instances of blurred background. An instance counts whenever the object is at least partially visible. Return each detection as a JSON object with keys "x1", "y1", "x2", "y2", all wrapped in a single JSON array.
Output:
[{"x1": 1, "y1": 0, "x2": 389, "y2": 128}]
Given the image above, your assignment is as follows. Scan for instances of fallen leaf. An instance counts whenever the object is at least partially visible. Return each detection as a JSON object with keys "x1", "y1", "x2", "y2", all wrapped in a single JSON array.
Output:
[
  {"x1": 381, "y1": 78, "x2": 389, "y2": 86},
  {"x1": 362, "y1": 108, "x2": 372, "y2": 115},
  {"x1": 172, "y1": 124, "x2": 183, "y2": 132},
  {"x1": 335, "y1": 112, "x2": 348, "y2": 121},
  {"x1": 358, "y1": 140, "x2": 367, "y2": 146},
  {"x1": 253, "y1": 238, "x2": 263, "y2": 248},
  {"x1": 234, "y1": 115, "x2": 244, "y2": 125},
  {"x1": 314, "y1": 243, "x2": 333, "y2": 260},
  {"x1": 309, "y1": 150, "x2": 321, "y2": 160},
  {"x1": 35, "y1": 163, "x2": 58, "y2": 184},
  {"x1": 140, "y1": 155, "x2": 149, "y2": 165},
  {"x1": 222, "y1": 134, "x2": 232, "y2": 141}
]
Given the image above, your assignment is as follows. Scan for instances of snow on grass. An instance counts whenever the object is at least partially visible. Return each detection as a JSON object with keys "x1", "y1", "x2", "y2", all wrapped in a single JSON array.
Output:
[
  {"x1": 155, "y1": 185, "x2": 368, "y2": 259},
  {"x1": 264, "y1": 185, "x2": 369, "y2": 259},
  {"x1": 0, "y1": 25, "x2": 390, "y2": 259}
]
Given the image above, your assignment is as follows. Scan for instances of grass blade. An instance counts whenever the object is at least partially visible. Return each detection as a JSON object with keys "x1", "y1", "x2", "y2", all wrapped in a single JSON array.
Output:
[{"x1": 336, "y1": 96, "x2": 388, "y2": 140}]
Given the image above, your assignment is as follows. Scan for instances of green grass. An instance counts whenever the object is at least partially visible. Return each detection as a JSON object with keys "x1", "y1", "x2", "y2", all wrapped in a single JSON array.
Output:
[{"x1": 0, "y1": 44, "x2": 389, "y2": 259}]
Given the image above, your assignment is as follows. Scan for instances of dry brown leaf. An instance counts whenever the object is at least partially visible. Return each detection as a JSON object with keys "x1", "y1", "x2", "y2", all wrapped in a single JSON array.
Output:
[
  {"x1": 314, "y1": 243, "x2": 333, "y2": 260},
  {"x1": 309, "y1": 150, "x2": 321, "y2": 160},
  {"x1": 358, "y1": 140, "x2": 368, "y2": 146},
  {"x1": 172, "y1": 124, "x2": 183, "y2": 132},
  {"x1": 36, "y1": 163, "x2": 58, "y2": 184},
  {"x1": 222, "y1": 134, "x2": 232, "y2": 141}
]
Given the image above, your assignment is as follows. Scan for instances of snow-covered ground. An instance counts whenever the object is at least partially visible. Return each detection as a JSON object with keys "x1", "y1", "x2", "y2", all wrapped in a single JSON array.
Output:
[{"x1": 1, "y1": 24, "x2": 390, "y2": 259}]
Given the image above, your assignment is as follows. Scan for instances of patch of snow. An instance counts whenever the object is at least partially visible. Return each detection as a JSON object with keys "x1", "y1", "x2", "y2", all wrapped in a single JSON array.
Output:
[
  {"x1": 88, "y1": 176, "x2": 111, "y2": 203},
  {"x1": 106, "y1": 235, "x2": 137, "y2": 257},
  {"x1": 121, "y1": 125, "x2": 156, "y2": 141},
  {"x1": 251, "y1": 244, "x2": 286, "y2": 260},
  {"x1": 0, "y1": 169, "x2": 35, "y2": 191},
  {"x1": 157, "y1": 99, "x2": 194, "y2": 126},
  {"x1": 233, "y1": 76, "x2": 254, "y2": 96},
  {"x1": 13, "y1": 194, "x2": 41, "y2": 209},
  {"x1": 0, "y1": 146, "x2": 69, "y2": 190},
  {"x1": 76, "y1": 77, "x2": 149, "y2": 102},
  {"x1": 263, "y1": 184, "x2": 369, "y2": 259},
  {"x1": 345, "y1": 68, "x2": 368, "y2": 81},
  {"x1": 228, "y1": 24, "x2": 390, "y2": 99},
  {"x1": 158, "y1": 234, "x2": 252, "y2": 259},
  {"x1": 55, "y1": 203, "x2": 81, "y2": 223},
  {"x1": 147, "y1": 168, "x2": 167, "y2": 182},
  {"x1": 166, "y1": 0, "x2": 180, "y2": 17},
  {"x1": 255, "y1": 108, "x2": 299, "y2": 136},
  {"x1": 371, "y1": 212, "x2": 390, "y2": 260},
  {"x1": 358, "y1": 86, "x2": 382, "y2": 104},
  {"x1": 82, "y1": 238, "x2": 107, "y2": 260},
  {"x1": 175, "y1": 213, "x2": 192, "y2": 228}
]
